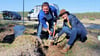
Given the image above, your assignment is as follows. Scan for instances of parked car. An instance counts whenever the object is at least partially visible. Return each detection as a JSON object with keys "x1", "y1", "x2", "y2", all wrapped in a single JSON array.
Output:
[
  {"x1": 27, "y1": 4, "x2": 59, "y2": 21},
  {"x1": 2, "y1": 11, "x2": 21, "y2": 20}
]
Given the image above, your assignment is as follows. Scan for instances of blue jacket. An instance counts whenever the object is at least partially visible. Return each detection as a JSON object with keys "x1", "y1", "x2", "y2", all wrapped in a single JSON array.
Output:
[
  {"x1": 38, "y1": 6, "x2": 57, "y2": 29},
  {"x1": 63, "y1": 14, "x2": 87, "y2": 35}
]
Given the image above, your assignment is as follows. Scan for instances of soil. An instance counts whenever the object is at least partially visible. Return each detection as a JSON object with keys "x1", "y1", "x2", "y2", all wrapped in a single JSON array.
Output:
[{"x1": 0, "y1": 20, "x2": 100, "y2": 56}]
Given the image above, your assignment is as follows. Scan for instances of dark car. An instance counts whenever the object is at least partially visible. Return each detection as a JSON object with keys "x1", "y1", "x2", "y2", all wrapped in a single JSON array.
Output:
[{"x1": 2, "y1": 11, "x2": 21, "y2": 20}]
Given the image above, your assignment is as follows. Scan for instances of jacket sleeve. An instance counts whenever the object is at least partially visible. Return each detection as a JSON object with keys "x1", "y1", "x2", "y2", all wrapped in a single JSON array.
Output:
[
  {"x1": 38, "y1": 12, "x2": 48, "y2": 29},
  {"x1": 50, "y1": 6, "x2": 58, "y2": 22},
  {"x1": 53, "y1": 7, "x2": 58, "y2": 18}
]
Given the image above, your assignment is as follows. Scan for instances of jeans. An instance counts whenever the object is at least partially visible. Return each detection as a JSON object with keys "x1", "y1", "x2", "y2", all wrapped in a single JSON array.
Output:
[
  {"x1": 58, "y1": 26, "x2": 87, "y2": 46},
  {"x1": 37, "y1": 20, "x2": 54, "y2": 39}
]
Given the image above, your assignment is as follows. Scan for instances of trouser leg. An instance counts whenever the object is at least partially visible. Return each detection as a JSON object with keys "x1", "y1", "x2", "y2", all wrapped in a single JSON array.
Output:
[
  {"x1": 37, "y1": 22, "x2": 42, "y2": 38},
  {"x1": 48, "y1": 20, "x2": 54, "y2": 39},
  {"x1": 80, "y1": 31, "x2": 87, "y2": 42},
  {"x1": 67, "y1": 28, "x2": 78, "y2": 46},
  {"x1": 77, "y1": 28, "x2": 87, "y2": 42},
  {"x1": 58, "y1": 26, "x2": 71, "y2": 37}
]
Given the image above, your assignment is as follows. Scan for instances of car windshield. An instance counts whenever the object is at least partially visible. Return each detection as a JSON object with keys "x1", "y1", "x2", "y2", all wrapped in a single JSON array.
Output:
[
  {"x1": 11, "y1": 11, "x2": 21, "y2": 17},
  {"x1": 29, "y1": 9, "x2": 34, "y2": 13}
]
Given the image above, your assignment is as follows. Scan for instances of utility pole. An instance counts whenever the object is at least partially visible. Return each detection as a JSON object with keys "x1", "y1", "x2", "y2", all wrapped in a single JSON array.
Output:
[{"x1": 23, "y1": 0, "x2": 24, "y2": 25}]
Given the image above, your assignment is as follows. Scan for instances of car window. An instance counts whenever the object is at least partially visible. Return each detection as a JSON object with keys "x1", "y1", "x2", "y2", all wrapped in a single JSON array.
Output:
[{"x1": 29, "y1": 9, "x2": 34, "y2": 14}]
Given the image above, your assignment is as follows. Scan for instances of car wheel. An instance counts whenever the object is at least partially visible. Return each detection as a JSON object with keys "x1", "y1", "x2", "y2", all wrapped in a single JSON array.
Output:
[
  {"x1": 18, "y1": 18, "x2": 21, "y2": 20},
  {"x1": 3, "y1": 17, "x2": 6, "y2": 20},
  {"x1": 27, "y1": 16, "x2": 31, "y2": 21}
]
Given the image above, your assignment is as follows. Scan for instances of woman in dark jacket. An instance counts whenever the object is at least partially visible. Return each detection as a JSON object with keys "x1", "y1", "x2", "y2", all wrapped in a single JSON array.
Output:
[{"x1": 55, "y1": 9, "x2": 87, "y2": 53}]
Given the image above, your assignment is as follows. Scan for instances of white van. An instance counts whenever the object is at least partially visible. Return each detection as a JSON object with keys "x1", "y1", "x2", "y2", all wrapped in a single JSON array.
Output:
[{"x1": 27, "y1": 4, "x2": 59, "y2": 21}]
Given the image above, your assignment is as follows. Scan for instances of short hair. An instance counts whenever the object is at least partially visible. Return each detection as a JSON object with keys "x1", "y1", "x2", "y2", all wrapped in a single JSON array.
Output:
[{"x1": 42, "y1": 2, "x2": 49, "y2": 8}]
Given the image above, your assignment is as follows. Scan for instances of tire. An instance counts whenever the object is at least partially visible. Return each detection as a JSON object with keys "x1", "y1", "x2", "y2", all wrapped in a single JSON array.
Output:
[
  {"x1": 3, "y1": 17, "x2": 6, "y2": 20},
  {"x1": 3, "y1": 16, "x2": 7, "y2": 20}
]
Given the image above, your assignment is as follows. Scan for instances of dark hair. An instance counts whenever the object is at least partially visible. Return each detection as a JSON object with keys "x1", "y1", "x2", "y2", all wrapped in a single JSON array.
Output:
[
  {"x1": 66, "y1": 11, "x2": 70, "y2": 15},
  {"x1": 42, "y1": 2, "x2": 49, "y2": 8}
]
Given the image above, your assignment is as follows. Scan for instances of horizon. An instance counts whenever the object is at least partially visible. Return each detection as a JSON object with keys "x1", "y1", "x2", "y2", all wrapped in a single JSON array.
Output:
[{"x1": 0, "y1": 11, "x2": 100, "y2": 14}]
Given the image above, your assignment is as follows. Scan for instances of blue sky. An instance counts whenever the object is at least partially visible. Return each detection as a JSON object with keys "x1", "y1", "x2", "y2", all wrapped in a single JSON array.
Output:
[{"x1": 0, "y1": 0, "x2": 100, "y2": 13}]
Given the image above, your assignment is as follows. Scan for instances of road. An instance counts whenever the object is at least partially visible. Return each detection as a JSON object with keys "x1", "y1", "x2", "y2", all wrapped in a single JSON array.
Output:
[{"x1": 0, "y1": 18, "x2": 100, "y2": 29}]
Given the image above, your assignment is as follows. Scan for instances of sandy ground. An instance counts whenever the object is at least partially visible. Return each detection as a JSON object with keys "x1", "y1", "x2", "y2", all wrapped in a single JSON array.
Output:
[
  {"x1": 0, "y1": 27, "x2": 100, "y2": 56},
  {"x1": 80, "y1": 19, "x2": 100, "y2": 24},
  {"x1": 0, "y1": 18, "x2": 100, "y2": 56}
]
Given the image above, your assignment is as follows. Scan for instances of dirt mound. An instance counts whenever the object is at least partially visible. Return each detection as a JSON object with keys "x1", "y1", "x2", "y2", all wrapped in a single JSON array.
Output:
[
  {"x1": 0, "y1": 35, "x2": 43, "y2": 56},
  {"x1": 0, "y1": 35, "x2": 66, "y2": 56}
]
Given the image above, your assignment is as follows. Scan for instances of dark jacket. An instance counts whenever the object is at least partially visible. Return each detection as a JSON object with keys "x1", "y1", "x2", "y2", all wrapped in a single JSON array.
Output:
[{"x1": 63, "y1": 14, "x2": 87, "y2": 35}]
